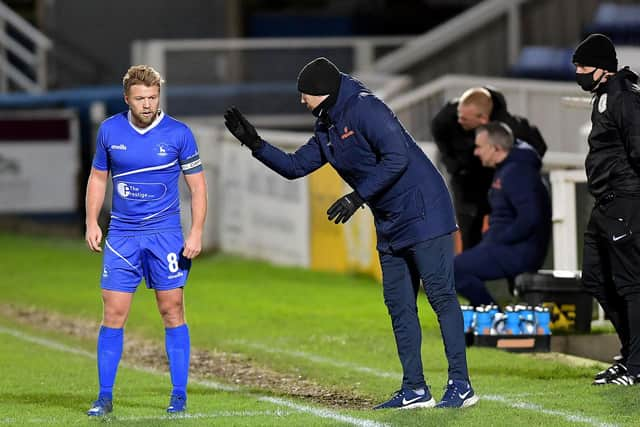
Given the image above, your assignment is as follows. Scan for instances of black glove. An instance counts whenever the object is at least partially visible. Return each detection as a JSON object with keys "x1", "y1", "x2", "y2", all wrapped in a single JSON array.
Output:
[
  {"x1": 224, "y1": 107, "x2": 263, "y2": 151},
  {"x1": 327, "y1": 191, "x2": 365, "y2": 224}
]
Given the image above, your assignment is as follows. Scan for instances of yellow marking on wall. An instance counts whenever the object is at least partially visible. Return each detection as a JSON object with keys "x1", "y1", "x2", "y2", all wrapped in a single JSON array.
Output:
[
  {"x1": 308, "y1": 166, "x2": 381, "y2": 281},
  {"x1": 309, "y1": 165, "x2": 347, "y2": 272}
]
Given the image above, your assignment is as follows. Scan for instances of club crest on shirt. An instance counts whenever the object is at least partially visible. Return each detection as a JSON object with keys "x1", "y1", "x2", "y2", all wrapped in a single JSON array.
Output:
[
  {"x1": 598, "y1": 94, "x2": 607, "y2": 113},
  {"x1": 156, "y1": 143, "x2": 169, "y2": 156},
  {"x1": 492, "y1": 178, "x2": 502, "y2": 190},
  {"x1": 341, "y1": 126, "x2": 355, "y2": 140}
]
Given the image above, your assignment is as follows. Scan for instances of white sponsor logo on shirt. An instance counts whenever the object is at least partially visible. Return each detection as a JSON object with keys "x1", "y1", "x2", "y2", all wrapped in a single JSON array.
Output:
[
  {"x1": 111, "y1": 144, "x2": 127, "y2": 150},
  {"x1": 115, "y1": 181, "x2": 166, "y2": 201}
]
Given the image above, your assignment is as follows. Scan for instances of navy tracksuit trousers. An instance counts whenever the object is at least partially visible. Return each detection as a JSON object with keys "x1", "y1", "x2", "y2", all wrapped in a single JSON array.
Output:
[
  {"x1": 379, "y1": 233, "x2": 469, "y2": 389},
  {"x1": 453, "y1": 244, "x2": 509, "y2": 306}
]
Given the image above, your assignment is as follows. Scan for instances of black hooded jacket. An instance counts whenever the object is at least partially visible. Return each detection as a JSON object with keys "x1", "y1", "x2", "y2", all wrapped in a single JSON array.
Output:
[
  {"x1": 431, "y1": 88, "x2": 547, "y2": 191},
  {"x1": 586, "y1": 67, "x2": 640, "y2": 200}
]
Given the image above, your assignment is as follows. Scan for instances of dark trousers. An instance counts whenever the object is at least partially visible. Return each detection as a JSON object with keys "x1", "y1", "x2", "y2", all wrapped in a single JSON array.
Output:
[
  {"x1": 379, "y1": 233, "x2": 469, "y2": 389},
  {"x1": 455, "y1": 203, "x2": 485, "y2": 252},
  {"x1": 453, "y1": 244, "x2": 509, "y2": 306},
  {"x1": 582, "y1": 196, "x2": 640, "y2": 376},
  {"x1": 450, "y1": 174, "x2": 491, "y2": 251}
]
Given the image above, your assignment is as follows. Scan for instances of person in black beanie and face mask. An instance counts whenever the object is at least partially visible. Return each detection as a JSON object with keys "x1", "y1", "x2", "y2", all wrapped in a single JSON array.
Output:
[
  {"x1": 573, "y1": 33, "x2": 618, "y2": 92},
  {"x1": 224, "y1": 57, "x2": 478, "y2": 409},
  {"x1": 573, "y1": 33, "x2": 640, "y2": 386}
]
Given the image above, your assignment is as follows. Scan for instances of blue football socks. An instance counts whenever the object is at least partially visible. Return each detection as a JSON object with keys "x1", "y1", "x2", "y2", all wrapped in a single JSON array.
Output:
[
  {"x1": 165, "y1": 324, "x2": 190, "y2": 397},
  {"x1": 97, "y1": 326, "x2": 124, "y2": 400}
]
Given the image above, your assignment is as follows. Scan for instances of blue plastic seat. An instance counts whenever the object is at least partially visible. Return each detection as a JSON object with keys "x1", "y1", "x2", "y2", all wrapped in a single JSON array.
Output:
[
  {"x1": 586, "y1": 3, "x2": 640, "y2": 45},
  {"x1": 509, "y1": 46, "x2": 576, "y2": 81}
]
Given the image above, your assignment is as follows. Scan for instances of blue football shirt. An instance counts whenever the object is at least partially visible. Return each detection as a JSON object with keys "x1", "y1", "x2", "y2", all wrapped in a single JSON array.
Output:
[{"x1": 92, "y1": 111, "x2": 203, "y2": 234}]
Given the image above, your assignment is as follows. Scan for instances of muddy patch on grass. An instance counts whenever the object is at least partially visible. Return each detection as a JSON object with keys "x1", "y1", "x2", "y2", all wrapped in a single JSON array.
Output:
[{"x1": 0, "y1": 304, "x2": 375, "y2": 409}]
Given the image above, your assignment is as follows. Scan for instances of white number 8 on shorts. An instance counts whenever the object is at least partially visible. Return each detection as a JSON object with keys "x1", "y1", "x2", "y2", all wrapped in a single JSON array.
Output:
[{"x1": 167, "y1": 252, "x2": 180, "y2": 273}]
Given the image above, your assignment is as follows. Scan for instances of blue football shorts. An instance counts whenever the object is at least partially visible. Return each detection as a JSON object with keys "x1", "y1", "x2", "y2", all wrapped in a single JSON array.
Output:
[{"x1": 101, "y1": 231, "x2": 191, "y2": 292}]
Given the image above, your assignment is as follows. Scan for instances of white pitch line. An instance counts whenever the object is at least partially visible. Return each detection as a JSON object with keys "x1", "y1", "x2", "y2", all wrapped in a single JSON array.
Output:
[
  {"x1": 0, "y1": 326, "x2": 95, "y2": 358},
  {"x1": 233, "y1": 339, "x2": 620, "y2": 427},
  {"x1": 483, "y1": 395, "x2": 619, "y2": 427},
  {"x1": 0, "y1": 326, "x2": 389, "y2": 427},
  {"x1": 114, "y1": 409, "x2": 292, "y2": 421},
  {"x1": 259, "y1": 397, "x2": 386, "y2": 427},
  {"x1": 0, "y1": 410, "x2": 291, "y2": 425},
  {"x1": 232, "y1": 340, "x2": 400, "y2": 379},
  {"x1": 2, "y1": 326, "x2": 618, "y2": 427}
]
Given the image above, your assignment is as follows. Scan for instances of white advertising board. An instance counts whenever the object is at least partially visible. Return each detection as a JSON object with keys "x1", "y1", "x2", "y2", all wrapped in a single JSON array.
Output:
[
  {"x1": 0, "y1": 110, "x2": 80, "y2": 213},
  {"x1": 178, "y1": 123, "x2": 222, "y2": 251},
  {"x1": 218, "y1": 141, "x2": 310, "y2": 267}
]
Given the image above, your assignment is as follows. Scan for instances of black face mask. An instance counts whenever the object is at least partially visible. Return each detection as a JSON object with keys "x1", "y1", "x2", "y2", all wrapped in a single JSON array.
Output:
[{"x1": 575, "y1": 69, "x2": 605, "y2": 92}]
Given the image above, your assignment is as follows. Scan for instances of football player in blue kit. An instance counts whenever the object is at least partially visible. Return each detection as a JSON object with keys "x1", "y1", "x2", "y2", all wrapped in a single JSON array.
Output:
[{"x1": 84, "y1": 65, "x2": 207, "y2": 416}]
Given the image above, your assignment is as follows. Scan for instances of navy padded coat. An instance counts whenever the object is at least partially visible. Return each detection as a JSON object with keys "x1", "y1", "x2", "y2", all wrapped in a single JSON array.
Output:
[
  {"x1": 252, "y1": 74, "x2": 457, "y2": 252},
  {"x1": 482, "y1": 141, "x2": 551, "y2": 273}
]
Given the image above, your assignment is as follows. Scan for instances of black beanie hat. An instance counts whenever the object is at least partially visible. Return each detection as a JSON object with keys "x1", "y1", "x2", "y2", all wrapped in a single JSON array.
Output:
[
  {"x1": 572, "y1": 33, "x2": 618, "y2": 72},
  {"x1": 297, "y1": 57, "x2": 341, "y2": 96}
]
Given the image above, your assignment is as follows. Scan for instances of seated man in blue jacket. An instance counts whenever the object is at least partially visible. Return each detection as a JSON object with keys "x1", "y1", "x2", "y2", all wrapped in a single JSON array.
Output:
[
  {"x1": 223, "y1": 57, "x2": 477, "y2": 409},
  {"x1": 454, "y1": 121, "x2": 551, "y2": 306}
]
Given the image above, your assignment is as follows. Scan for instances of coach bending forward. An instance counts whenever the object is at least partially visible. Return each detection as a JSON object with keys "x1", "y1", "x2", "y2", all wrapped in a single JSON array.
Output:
[{"x1": 223, "y1": 57, "x2": 477, "y2": 409}]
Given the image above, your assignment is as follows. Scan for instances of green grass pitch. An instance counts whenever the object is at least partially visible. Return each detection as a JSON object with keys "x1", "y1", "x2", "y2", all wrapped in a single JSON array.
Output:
[{"x1": 1, "y1": 232, "x2": 639, "y2": 426}]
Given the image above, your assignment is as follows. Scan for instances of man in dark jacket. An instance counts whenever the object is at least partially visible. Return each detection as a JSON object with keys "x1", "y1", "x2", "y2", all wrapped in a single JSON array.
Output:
[
  {"x1": 432, "y1": 87, "x2": 547, "y2": 251},
  {"x1": 573, "y1": 33, "x2": 640, "y2": 386},
  {"x1": 454, "y1": 122, "x2": 551, "y2": 306},
  {"x1": 223, "y1": 57, "x2": 478, "y2": 409}
]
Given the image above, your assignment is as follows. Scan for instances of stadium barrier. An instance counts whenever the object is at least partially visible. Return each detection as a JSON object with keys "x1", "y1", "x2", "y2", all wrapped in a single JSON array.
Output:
[
  {"x1": 131, "y1": 36, "x2": 413, "y2": 115},
  {"x1": 0, "y1": 1, "x2": 52, "y2": 93},
  {"x1": 388, "y1": 74, "x2": 586, "y2": 155}
]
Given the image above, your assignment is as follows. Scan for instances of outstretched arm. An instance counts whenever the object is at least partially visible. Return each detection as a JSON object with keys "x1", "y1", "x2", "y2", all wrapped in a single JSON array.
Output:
[{"x1": 224, "y1": 106, "x2": 326, "y2": 179}]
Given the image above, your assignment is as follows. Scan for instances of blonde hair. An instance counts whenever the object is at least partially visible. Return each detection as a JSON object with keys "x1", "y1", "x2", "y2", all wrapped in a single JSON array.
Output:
[
  {"x1": 459, "y1": 87, "x2": 493, "y2": 117},
  {"x1": 122, "y1": 65, "x2": 164, "y2": 94}
]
